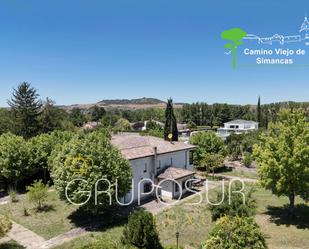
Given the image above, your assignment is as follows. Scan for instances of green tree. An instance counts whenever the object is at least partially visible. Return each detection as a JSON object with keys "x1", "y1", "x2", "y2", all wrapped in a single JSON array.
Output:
[
  {"x1": 27, "y1": 180, "x2": 49, "y2": 211},
  {"x1": 122, "y1": 210, "x2": 163, "y2": 249},
  {"x1": 253, "y1": 109, "x2": 309, "y2": 215},
  {"x1": 189, "y1": 131, "x2": 226, "y2": 167},
  {"x1": 0, "y1": 109, "x2": 13, "y2": 135},
  {"x1": 226, "y1": 133, "x2": 243, "y2": 160},
  {"x1": 29, "y1": 131, "x2": 76, "y2": 183},
  {"x1": 50, "y1": 129, "x2": 131, "y2": 212},
  {"x1": 257, "y1": 96, "x2": 261, "y2": 125},
  {"x1": 164, "y1": 99, "x2": 178, "y2": 141},
  {"x1": 70, "y1": 107, "x2": 86, "y2": 127},
  {"x1": 203, "y1": 216, "x2": 267, "y2": 249},
  {"x1": 0, "y1": 133, "x2": 30, "y2": 188},
  {"x1": 114, "y1": 118, "x2": 132, "y2": 132},
  {"x1": 209, "y1": 182, "x2": 256, "y2": 221},
  {"x1": 0, "y1": 214, "x2": 12, "y2": 238},
  {"x1": 39, "y1": 98, "x2": 68, "y2": 133},
  {"x1": 89, "y1": 105, "x2": 106, "y2": 122},
  {"x1": 8, "y1": 82, "x2": 42, "y2": 138},
  {"x1": 221, "y1": 28, "x2": 247, "y2": 69},
  {"x1": 200, "y1": 153, "x2": 224, "y2": 177}
]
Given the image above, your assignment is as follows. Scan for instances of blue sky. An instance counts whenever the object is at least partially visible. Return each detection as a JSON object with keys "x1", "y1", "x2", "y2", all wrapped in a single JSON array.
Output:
[{"x1": 0, "y1": 0, "x2": 308, "y2": 106}]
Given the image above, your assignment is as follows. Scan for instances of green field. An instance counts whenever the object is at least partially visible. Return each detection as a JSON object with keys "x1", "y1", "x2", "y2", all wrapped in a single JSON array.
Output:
[{"x1": 0, "y1": 186, "x2": 308, "y2": 249}]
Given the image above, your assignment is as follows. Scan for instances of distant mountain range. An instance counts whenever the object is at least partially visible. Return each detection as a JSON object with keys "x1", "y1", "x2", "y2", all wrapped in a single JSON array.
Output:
[{"x1": 58, "y1": 97, "x2": 184, "y2": 111}]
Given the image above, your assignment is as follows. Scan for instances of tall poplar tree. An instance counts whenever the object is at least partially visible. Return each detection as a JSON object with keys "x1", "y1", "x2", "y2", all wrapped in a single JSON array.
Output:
[
  {"x1": 164, "y1": 98, "x2": 178, "y2": 141},
  {"x1": 8, "y1": 82, "x2": 42, "y2": 138}
]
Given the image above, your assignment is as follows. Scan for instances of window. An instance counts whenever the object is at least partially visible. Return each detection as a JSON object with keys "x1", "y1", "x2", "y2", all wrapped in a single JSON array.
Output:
[
  {"x1": 175, "y1": 182, "x2": 179, "y2": 192},
  {"x1": 144, "y1": 183, "x2": 152, "y2": 193},
  {"x1": 188, "y1": 151, "x2": 192, "y2": 165},
  {"x1": 157, "y1": 160, "x2": 161, "y2": 170},
  {"x1": 170, "y1": 158, "x2": 173, "y2": 166},
  {"x1": 182, "y1": 181, "x2": 186, "y2": 189},
  {"x1": 144, "y1": 163, "x2": 147, "y2": 173}
]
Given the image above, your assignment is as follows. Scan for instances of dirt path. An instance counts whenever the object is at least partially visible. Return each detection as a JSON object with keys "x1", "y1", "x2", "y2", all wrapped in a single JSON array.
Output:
[
  {"x1": 7, "y1": 222, "x2": 45, "y2": 249},
  {"x1": 4, "y1": 221, "x2": 88, "y2": 249}
]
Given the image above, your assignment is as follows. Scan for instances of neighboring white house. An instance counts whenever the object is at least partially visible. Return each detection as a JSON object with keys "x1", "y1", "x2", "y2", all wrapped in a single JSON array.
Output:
[
  {"x1": 217, "y1": 119, "x2": 259, "y2": 139},
  {"x1": 111, "y1": 133, "x2": 196, "y2": 203}
]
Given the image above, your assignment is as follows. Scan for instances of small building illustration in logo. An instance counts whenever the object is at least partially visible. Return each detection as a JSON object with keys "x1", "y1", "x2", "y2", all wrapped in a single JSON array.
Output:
[
  {"x1": 244, "y1": 15, "x2": 309, "y2": 46},
  {"x1": 64, "y1": 154, "x2": 93, "y2": 175}
]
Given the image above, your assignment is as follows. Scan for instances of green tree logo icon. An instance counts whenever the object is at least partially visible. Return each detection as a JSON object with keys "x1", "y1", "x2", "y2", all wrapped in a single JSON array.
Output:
[{"x1": 221, "y1": 28, "x2": 247, "y2": 69}]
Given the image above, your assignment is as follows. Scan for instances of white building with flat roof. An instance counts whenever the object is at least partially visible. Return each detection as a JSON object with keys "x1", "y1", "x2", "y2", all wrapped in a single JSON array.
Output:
[{"x1": 217, "y1": 119, "x2": 259, "y2": 139}]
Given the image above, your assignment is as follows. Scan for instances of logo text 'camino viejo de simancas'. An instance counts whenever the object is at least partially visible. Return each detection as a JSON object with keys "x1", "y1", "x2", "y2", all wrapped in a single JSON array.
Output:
[{"x1": 222, "y1": 15, "x2": 309, "y2": 68}]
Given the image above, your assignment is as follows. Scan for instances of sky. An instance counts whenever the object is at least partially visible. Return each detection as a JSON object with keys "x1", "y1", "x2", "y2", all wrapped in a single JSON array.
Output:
[{"x1": 0, "y1": 0, "x2": 308, "y2": 106}]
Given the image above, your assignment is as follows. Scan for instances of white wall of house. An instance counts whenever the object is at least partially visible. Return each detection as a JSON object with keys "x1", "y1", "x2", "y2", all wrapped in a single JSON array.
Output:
[
  {"x1": 122, "y1": 149, "x2": 194, "y2": 203},
  {"x1": 223, "y1": 122, "x2": 258, "y2": 130}
]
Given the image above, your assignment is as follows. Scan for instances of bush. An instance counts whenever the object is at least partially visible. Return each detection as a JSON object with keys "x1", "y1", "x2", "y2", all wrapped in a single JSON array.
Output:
[
  {"x1": 27, "y1": 180, "x2": 49, "y2": 211},
  {"x1": 8, "y1": 188, "x2": 18, "y2": 203},
  {"x1": 243, "y1": 152, "x2": 253, "y2": 167},
  {"x1": 0, "y1": 214, "x2": 12, "y2": 238},
  {"x1": 209, "y1": 182, "x2": 256, "y2": 221},
  {"x1": 122, "y1": 210, "x2": 163, "y2": 249},
  {"x1": 203, "y1": 216, "x2": 267, "y2": 249}
]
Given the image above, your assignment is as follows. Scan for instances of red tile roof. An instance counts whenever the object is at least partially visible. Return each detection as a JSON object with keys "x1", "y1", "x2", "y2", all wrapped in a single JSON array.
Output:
[
  {"x1": 157, "y1": 167, "x2": 195, "y2": 180},
  {"x1": 111, "y1": 133, "x2": 196, "y2": 160}
]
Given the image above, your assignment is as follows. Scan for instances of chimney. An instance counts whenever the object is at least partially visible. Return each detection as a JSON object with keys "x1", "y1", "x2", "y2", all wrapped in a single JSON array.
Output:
[{"x1": 153, "y1": 146, "x2": 158, "y2": 178}]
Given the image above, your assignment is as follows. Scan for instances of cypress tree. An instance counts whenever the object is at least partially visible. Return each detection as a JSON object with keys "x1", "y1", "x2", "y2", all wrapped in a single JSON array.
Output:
[
  {"x1": 257, "y1": 96, "x2": 261, "y2": 126},
  {"x1": 164, "y1": 98, "x2": 178, "y2": 141},
  {"x1": 8, "y1": 82, "x2": 42, "y2": 138}
]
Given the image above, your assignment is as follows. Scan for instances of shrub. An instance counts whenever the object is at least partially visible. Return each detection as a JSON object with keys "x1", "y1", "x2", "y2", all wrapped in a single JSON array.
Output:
[
  {"x1": 243, "y1": 152, "x2": 253, "y2": 167},
  {"x1": 0, "y1": 214, "x2": 12, "y2": 238},
  {"x1": 8, "y1": 188, "x2": 18, "y2": 203},
  {"x1": 209, "y1": 182, "x2": 256, "y2": 221},
  {"x1": 27, "y1": 180, "x2": 49, "y2": 211},
  {"x1": 122, "y1": 210, "x2": 163, "y2": 249},
  {"x1": 203, "y1": 216, "x2": 267, "y2": 249}
]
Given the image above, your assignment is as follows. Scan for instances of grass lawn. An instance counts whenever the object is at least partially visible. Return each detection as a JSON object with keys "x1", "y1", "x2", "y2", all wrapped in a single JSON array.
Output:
[
  {"x1": 0, "y1": 191, "x2": 79, "y2": 239},
  {"x1": 218, "y1": 167, "x2": 259, "y2": 179},
  {"x1": 254, "y1": 189, "x2": 309, "y2": 249},
  {"x1": 52, "y1": 226, "x2": 125, "y2": 249},
  {"x1": 1, "y1": 186, "x2": 307, "y2": 249},
  {"x1": 0, "y1": 240, "x2": 25, "y2": 249}
]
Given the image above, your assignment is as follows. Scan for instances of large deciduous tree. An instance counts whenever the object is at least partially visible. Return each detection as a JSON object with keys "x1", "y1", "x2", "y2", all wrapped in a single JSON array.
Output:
[
  {"x1": 164, "y1": 98, "x2": 178, "y2": 141},
  {"x1": 8, "y1": 82, "x2": 42, "y2": 138},
  {"x1": 189, "y1": 131, "x2": 226, "y2": 168},
  {"x1": 89, "y1": 105, "x2": 106, "y2": 122},
  {"x1": 253, "y1": 109, "x2": 309, "y2": 215},
  {"x1": 39, "y1": 98, "x2": 68, "y2": 133},
  {"x1": 49, "y1": 129, "x2": 132, "y2": 212},
  {"x1": 0, "y1": 133, "x2": 31, "y2": 188}
]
